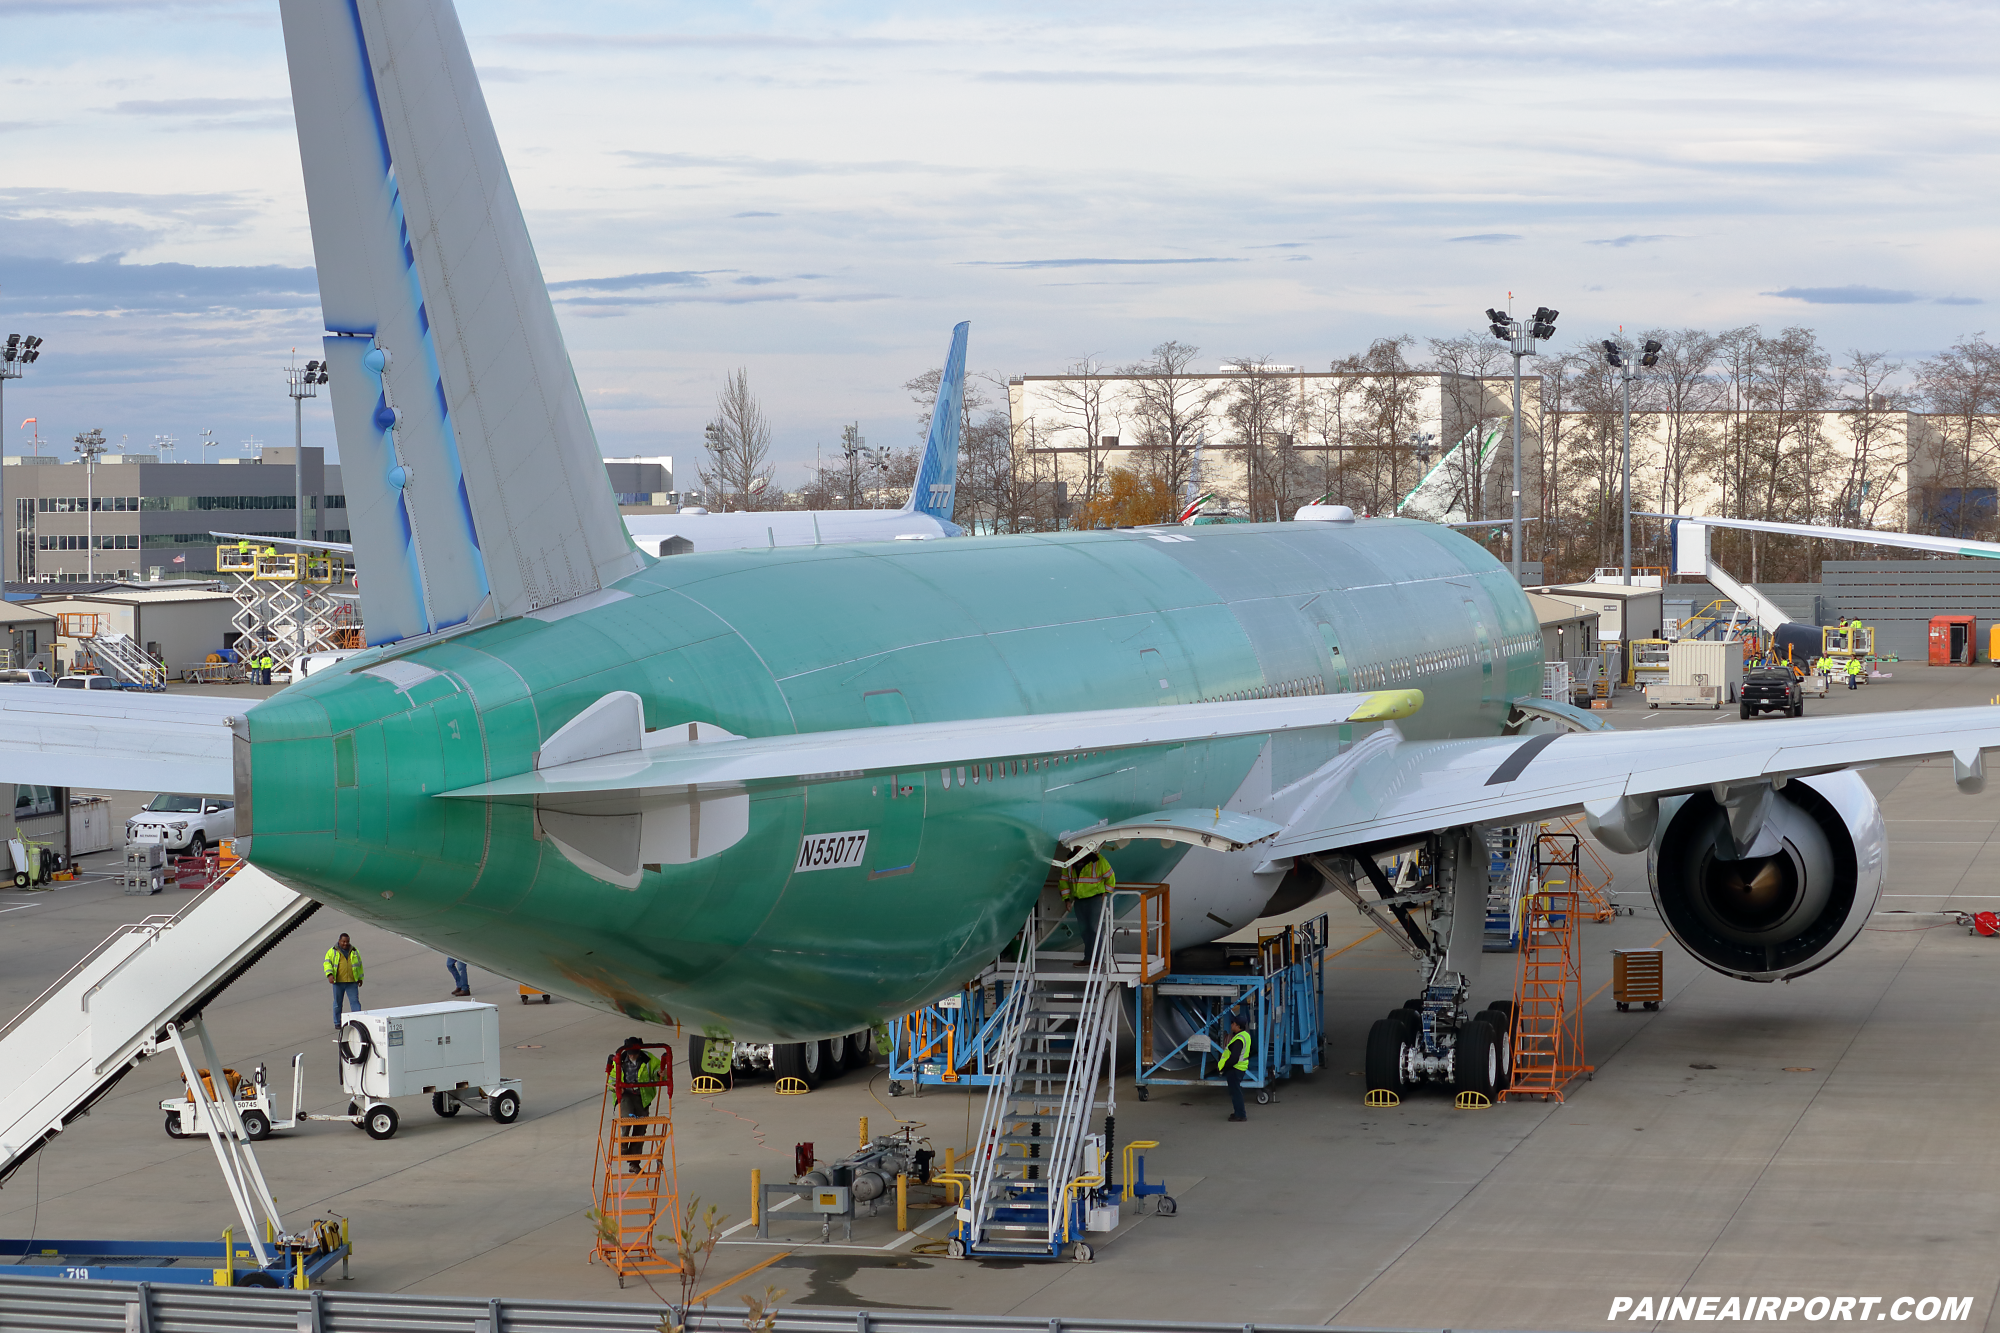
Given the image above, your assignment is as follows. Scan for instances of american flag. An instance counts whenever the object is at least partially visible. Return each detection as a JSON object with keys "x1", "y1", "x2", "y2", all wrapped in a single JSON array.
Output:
[{"x1": 172, "y1": 555, "x2": 185, "y2": 564}]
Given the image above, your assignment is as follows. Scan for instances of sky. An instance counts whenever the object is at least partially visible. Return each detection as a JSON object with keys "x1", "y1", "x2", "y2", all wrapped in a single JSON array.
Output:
[{"x1": 1, "y1": 0, "x2": 1995, "y2": 488}]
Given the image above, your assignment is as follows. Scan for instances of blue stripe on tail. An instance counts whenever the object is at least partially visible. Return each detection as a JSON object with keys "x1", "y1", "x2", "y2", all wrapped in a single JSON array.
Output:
[{"x1": 904, "y1": 321, "x2": 968, "y2": 526}]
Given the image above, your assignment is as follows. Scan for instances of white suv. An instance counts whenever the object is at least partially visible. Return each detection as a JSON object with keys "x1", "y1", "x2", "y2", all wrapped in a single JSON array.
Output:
[{"x1": 127, "y1": 794, "x2": 236, "y2": 856}]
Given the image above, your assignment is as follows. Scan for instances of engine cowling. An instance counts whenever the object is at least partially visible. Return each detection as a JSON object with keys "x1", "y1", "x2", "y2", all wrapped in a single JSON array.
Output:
[{"x1": 1647, "y1": 770, "x2": 1884, "y2": 982}]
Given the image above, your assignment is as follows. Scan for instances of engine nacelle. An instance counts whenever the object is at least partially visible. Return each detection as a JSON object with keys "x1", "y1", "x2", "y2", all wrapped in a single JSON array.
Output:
[{"x1": 1647, "y1": 770, "x2": 1884, "y2": 982}]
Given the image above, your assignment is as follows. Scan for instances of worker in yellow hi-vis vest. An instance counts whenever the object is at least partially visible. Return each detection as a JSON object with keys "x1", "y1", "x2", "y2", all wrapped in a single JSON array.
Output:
[
  {"x1": 1216, "y1": 1013, "x2": 1253, "y2": 1122},
  {"x1": 1059, "y1": 851, "x2": 1114, "y2": 969}
]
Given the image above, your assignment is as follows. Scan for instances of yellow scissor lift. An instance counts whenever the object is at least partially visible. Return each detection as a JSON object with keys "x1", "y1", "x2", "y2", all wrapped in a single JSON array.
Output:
[{"x1": 215, "y1": 545, "x2": 354, "y2": 679}]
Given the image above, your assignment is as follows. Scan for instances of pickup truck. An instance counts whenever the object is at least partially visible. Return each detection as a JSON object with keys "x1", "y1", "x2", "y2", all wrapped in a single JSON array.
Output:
[{"x1": 1740, "y1": 668, "x2": 1804, "y2": 719}]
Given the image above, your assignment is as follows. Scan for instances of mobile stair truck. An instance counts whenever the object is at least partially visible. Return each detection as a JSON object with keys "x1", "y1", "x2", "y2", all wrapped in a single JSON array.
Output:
[{"x1": 0, "y1": 859, "x2": 352, "y2": 1286}]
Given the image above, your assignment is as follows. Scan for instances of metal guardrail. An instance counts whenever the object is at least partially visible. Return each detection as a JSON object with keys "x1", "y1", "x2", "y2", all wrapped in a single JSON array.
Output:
[{"x1": 0, "y1": 1276, "x2": 1447, "y2": 1333}]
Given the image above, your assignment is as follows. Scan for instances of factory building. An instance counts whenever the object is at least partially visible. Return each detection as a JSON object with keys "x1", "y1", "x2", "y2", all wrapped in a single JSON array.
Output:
[{"x1": 1, "y1": 447, "x2": 343, "y2": 584}]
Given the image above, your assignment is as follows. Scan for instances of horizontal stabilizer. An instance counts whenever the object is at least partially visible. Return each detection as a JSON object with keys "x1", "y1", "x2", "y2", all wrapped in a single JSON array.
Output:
[
  {"x1": 0, "y1": 692, "x2": 239, "y2": 795},
  {"x1": 1642, "y1": 511, "x2": 2000, "y2": 562},
  {"x1": 438, "y1": 689, "x2": 1426, "y2": 801}
]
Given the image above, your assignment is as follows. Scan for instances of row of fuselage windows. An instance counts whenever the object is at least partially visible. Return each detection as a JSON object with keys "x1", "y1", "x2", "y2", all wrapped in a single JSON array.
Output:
[{"x1": 34, "y1": 494, "x2": 348, "y2": 513}]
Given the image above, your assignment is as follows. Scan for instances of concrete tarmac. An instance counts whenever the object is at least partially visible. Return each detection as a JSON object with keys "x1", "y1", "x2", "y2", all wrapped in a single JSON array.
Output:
[{"x1": 2, "y1": 668, "x2": 1997, "y2": 1329}]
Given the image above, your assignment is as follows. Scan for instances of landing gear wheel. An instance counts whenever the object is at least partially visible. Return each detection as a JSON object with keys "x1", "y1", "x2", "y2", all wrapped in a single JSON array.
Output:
[
  {"x1": 1456, "y1": 1019, "x2": 1498, "y2": 1101},
  {"x1": 844, "y1": 1027, "x2": 876, "y2": 1070},
  {"x1": 946, "y1": 1237, "x2": 966, "y2": 1260},
  {"x1": 240, "y1": 1109, "x2": 271, "y2": 1141},
  {"x1": 1255, "y1": 1089, "x2": 1271, "y2": 1105},
  {"x1": 433, "y1": 1092, "x2": 460, "y2": 1117},
  {"x1": 1364, "y1": 1018, "x2": 1404, "y2": 1098},
  {"x1": 686, "y1": 1035, "x2": 736, "y2": 1090},
  {"x1": 1156, "y1": 1195, "x2": 1177, "y2": 1216},
  {"x1": 817, "y1": 1037, "x2": 845, "y2": 1080},
  {"x1": 774, "y1": 1040, "x2": 823, "y2": 1089},
  {"x1": 1475, "y1": 1010, "x2": 1512, "y2": 1086},
  {"x1": 1388, "y1": 1007, "x2": 1420, "y2": 1043},
  {"x1": 491, "y1": 1090, "x2": 521, "y2": 1124},
  {"x1": 364, "y1": 1104, "x2": 398, "y2": 1140},
  {"x1": 1071, "y1": 1241, "x2": 1094, "y2": 1263}
]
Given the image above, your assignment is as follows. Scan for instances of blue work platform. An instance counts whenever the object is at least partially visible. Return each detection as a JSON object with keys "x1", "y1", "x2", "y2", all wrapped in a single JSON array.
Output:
[
  {"x1": 0, "y1": 1228, "x2": 350, "y2": 1287},
  {"x1": 1133, "y1": 914, "x2": 1326, "y2": 1101}
]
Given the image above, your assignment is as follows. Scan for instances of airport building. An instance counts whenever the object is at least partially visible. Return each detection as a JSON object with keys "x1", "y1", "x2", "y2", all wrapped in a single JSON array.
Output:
[{"x1": 2, "y1": 447, "x2": 343, "y2": 584}]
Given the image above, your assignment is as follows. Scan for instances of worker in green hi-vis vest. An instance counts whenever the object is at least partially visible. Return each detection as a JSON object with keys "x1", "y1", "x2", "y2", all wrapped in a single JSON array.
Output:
[
  {"x1": 1217, "y1": 1013, "x2": 1253, "y2": 1122},
  {"x1": 1059, "y1": 851, "x2": 1114, "y2": 969}
]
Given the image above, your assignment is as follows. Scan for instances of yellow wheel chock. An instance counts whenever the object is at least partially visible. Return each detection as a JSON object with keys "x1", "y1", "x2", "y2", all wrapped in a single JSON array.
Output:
[
  {"x1": 776, "y1": 1077, "x2": 811, "y2": 1095},
  {"x1": 1363, "y1": 1089, "x2": 1400, "y2": 1108},
  {"x1": 1455, "y1": 1091, "x2": 1493, "y2": 1110},
  {"x1": 692, "y1": 1075, "x2": 726, "y2": 1095}
]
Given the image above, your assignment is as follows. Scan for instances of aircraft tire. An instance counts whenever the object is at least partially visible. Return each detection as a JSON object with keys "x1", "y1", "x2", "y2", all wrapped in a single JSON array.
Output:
[
  {"x1": 844, "y1": 1028, "x2": 875, "y2": 1070},
  {"x1": 1475, "y1": 1009, "x2": 1513, "y2": 1085},
  {"x1": 687, "y1": 1035, "x2": 734, "y2": 1090},
  {"x1": 817, "y1": 1038, "x2": 845, "y2": 1080},
  {"x1": 1456, "y1": 1020, "x2": 1498, "y2": 1100},
  {"x1": 773, "y1": 1041, "x2": 823, "y2": 1089},
  {"x1": 1363, "y1": 1018, "x2": 1403, "y2": 1097},
  {"x1": 1388, "y1": 1008, "x2": 1419, "y2": 1043}
]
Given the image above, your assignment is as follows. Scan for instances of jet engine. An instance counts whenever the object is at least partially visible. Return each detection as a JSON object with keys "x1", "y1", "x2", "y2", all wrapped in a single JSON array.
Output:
[{"x1": 1647, "y1": 770, "x2": 1884, "y2": 982}]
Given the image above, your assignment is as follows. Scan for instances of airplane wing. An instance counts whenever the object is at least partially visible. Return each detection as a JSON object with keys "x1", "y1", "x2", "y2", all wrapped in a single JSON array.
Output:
[
  {"x1": 1641, "y1": 511, "x2": 2000, "y2": 561},
  {"x1": 0, "y1": 691, "x2": 240, "y2": 795}
]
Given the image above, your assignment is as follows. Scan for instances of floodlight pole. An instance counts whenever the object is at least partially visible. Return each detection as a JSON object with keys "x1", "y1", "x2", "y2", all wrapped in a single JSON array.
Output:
[
  {"x1": 1620, "y1": 358, "x2": 1633, "y2": 586},
  {"x1": 287, "y1": 356, "x2": 320, "y2": 542}
]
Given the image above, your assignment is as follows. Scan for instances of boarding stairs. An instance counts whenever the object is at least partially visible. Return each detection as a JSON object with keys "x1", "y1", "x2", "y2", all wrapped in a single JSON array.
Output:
[
  {"x1": 957, "y1": 899, "x2": 1123, "y2": 1260},
  {"x1": 79, "y1": 631, "x2": 166, "y2": 690},
  {"x1": 0, "y1": 861, "x2": 316, "y2": 1187}
]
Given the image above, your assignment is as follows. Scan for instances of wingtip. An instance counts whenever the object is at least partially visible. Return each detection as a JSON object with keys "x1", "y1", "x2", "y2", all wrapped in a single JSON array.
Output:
[{"x1": 1346, "y1": 689, "x2": 1424, "y2": 722}]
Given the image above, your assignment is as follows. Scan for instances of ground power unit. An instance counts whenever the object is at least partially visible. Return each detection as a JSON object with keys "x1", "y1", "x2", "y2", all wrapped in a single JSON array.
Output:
[{"x1": 336, "y1": 1001, "x2": 521, "y2": 1139}]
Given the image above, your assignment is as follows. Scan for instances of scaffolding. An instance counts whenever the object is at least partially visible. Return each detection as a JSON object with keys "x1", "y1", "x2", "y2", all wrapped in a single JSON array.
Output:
[
  {"x1": 589, "y1": 1044, "x2": 680, "y2": 1287},
  {"x1": 218, "y1": 545, "x2": 360, "y2": 676},
  {"x1": 1538, "y1": 820, "x2": 1618, "y2": 921},
  {"x1": 1502, "y1": 886, "x2": 1589, "y2": 1102}
]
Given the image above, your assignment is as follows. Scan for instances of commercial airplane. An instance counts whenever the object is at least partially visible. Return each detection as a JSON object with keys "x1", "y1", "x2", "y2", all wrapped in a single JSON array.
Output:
[
  {"x1": 8, "y1": 0, "x2": 1999, "y2": 1096},
  {"x1": 623, "y1": 323, "x2": 966, "y2": 557}
]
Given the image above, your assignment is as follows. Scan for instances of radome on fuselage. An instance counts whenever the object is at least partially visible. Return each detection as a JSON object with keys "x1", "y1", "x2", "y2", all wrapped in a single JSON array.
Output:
[{"x1": 244, "y1": 516, "x2": 1538, "y2": 1041}]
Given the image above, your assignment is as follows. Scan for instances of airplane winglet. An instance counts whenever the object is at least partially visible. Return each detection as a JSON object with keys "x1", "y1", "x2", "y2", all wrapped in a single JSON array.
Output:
[{"x1": 1346, "y1": 690, "x2": 1424, "y2": 722}]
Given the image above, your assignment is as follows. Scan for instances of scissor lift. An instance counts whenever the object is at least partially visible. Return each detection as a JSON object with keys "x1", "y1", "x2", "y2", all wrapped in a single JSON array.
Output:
[{"x1": 1132, "y1": 914, "x2": 1327, "y2": 1102}]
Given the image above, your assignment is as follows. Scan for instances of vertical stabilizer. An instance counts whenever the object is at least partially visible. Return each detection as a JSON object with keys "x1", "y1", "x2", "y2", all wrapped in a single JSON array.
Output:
[
  {"x1": 281, "y1": 0, "x2": 642, "y2": 644},
  {"x1": 903, "y1": 322, "x2": 968, "y2": 528}
]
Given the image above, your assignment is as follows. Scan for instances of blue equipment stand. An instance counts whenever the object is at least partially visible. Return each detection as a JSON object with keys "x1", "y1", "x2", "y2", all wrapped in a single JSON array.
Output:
[
  {"x1": 1133, "y1": 914, "x2": 1326, "y2": 1102},
  {"x1": 0, "y1": 1228, "x2": 350, "y2": 1286}
]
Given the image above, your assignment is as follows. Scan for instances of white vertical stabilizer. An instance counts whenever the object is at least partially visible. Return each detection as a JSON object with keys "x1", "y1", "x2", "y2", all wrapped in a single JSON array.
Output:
[{"x1": 281, "y1": 0, "x2": 642, "y2": 644}]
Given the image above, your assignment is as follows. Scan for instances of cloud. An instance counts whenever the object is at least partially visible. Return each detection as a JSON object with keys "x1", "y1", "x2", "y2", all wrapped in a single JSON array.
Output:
[
  {"x1": 1446, "y1": 233, "x2": 1521, "y2": 244},
  {"x1": 619, "y1": 150, "x2": 969, "y2": 178},
  {"x1": 1935, "y1": 295, "x2": 1985, "y2": 306},
  {"x1": 474, "y1": 67, "x2": 544, "y2": 84},
  {"x1": 545, "y1": 269, "x2": 718, "y2": 293},
  {"x1": 1588, "y1": 234, "x2": 1675, "y2": 247},
  {"x1": 733, "y1": 211, "x2": 780, "y2": 218},
  {"x1": 959, "y1": 257, "x2": 1247, "y2": 270},
  {"x1": 1246, "y1": 242, "x2": 1308, "y2": 250},
  {"x1": 112, "y1": 97, "x2": 290, "y2": 116},
  {"x1": 0, "y1": 254, "x2": 316, "y2": 312},
  {"x1": 1762, "y1": 285, "x2": 1918, "y2": 304}
]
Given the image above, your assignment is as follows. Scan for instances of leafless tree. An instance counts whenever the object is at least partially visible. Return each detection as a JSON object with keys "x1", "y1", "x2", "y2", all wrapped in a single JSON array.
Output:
[
  {"x1": 1915, "y1": 333, "x2": 2000, "y2": 536},
  {"x1": 1224, "y1": 358, "x2": 1302, "y2": 521},
  {"x1": 699, "y1": 368, "x2": 772, "y2": 511},
  {"x1": 1038, "y1": 355, "x2": 1119, "y2": 516},
  {"x1": 1121, "y1": 340, "x2": 1224, "y2": 505},
  {"x1": 1329, "y1": 337, "x2": 1426, "y2": 516},
  {"x1": 1832, "y1": 349, "x2": 1908, "y2": 545},
  {"x1": 1638, "y1": 328, "x2": 1724, "y2": 537},
  {"x1": 1427, "y1": 332, "x2": 1509, "y2": 520}
]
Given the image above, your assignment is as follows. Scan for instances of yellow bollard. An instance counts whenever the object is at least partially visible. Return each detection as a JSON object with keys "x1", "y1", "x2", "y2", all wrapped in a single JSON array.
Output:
[
  {"x1": 295, "y1": 1248, "x2": 308, "y2": 1290},
  {"x1": 217, "y1": 1227, "x2": 233, "y2": 1287},
  {"x1": 897, "y1": 1173, "x2": 909, "y2": 1233},
  {"x1": 859, "y1": 1115, "x2": 868, "y2": 1150},
  {"x1": 751, "y1": 1167, "x2": 761, "y2": 1230},
  {"x1": 266, "y1": 1219, "x2": 274, "y2": 1247},
  {"x1": 945, "y1": 1147, "x2": 954, "y2": 1180}
]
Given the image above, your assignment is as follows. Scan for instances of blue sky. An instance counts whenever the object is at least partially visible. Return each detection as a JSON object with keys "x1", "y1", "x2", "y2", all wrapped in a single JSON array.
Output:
[{"x1": 1, "y1": 0, "x2": 1994, "y2": 485}]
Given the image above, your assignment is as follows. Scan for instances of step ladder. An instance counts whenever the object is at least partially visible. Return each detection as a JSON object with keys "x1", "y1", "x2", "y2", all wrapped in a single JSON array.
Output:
[
  {"x1": 1502, "y1": 886, "x2": 1588, "y2": 1101},
  {"x1": 79, "y1": 631, "x2": 166, "y2": 689},
  {"x1": 590, "y1": 1047, "x2": 680, "y2": 1286},
  {"x1": 957, "y1": 900, "x2": 1121, "y2": 1261}
]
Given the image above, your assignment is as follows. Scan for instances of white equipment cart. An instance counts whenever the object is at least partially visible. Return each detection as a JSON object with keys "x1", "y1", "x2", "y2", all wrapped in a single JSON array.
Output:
[{"x1": 336, "y1": 1001, "x2": 522, "y2": 1140}]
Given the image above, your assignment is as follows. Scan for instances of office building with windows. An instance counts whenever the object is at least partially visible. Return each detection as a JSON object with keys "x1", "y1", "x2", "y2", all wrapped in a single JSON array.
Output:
[{"x1": 2, "y1": 447, "x2": 345, "y2": 583}]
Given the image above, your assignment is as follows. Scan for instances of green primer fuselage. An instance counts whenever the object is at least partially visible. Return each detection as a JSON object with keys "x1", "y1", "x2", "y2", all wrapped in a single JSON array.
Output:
[{"x1": 243, "y1": 518, "x2": 1540, "y2": 1038}]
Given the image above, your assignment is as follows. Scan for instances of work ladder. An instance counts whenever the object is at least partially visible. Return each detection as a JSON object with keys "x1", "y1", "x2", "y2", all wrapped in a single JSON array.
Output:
[
  {"x1": 1503, "y1": 886, "x2": 1588, "y2": 1101},
  {"x1": 957, "y1": 898, "x2": 1123, "y2": 1260},
  {"x1": 590, "y1": 1048, "x2": 680, "y2": 1286},
  {"x1": 78, "y1": 631, "x2": 165, "y2": 689}
]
